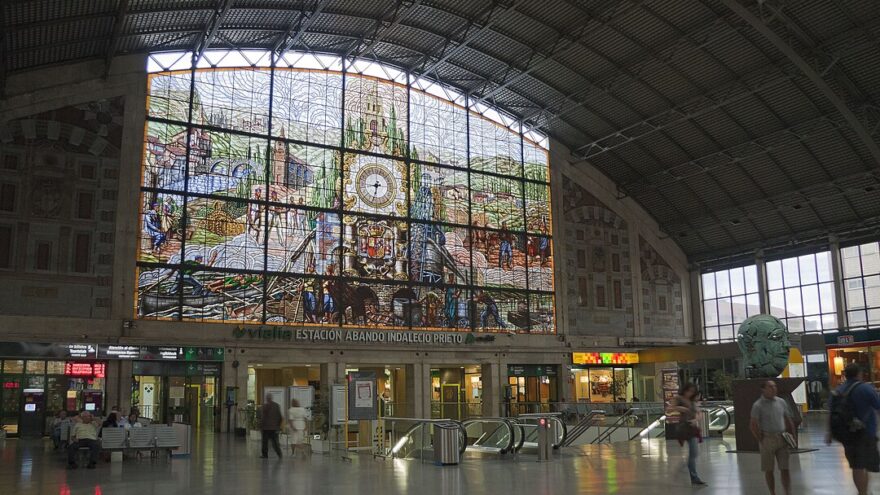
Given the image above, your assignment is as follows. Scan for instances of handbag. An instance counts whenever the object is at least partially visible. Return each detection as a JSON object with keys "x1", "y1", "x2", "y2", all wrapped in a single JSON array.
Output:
[
  {"x1": 781, "y1": 432, "x2": 797, "y2": 449},
  {"x1": 675, "y1": 420, "x2": 696, "y2": 442}
]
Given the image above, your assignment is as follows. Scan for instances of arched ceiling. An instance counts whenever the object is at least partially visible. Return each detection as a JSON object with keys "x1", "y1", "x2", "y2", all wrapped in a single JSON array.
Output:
[{"x1": 3, "y1": 0, "x2": 880, "y2": 264}]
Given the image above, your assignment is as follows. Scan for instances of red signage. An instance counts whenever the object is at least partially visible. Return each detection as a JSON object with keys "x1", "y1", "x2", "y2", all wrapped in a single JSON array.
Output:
[
  {"x1": 64, "y1": 362, "x2": 105, "y2": 378},
  {"x1": 3, "y1": 382, "x2": 19, "y2": 389}
]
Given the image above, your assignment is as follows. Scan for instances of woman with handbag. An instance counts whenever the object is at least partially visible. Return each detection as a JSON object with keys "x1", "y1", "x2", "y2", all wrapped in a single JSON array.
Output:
[{"x1": 667, "y1": 383, "x2": 707, "y2": 486}]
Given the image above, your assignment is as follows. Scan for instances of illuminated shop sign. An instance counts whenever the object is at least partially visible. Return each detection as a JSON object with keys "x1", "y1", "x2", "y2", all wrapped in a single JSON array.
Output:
[
  {"x1": 64, "y1": 362, "x2": 106, "y2": 378},
  {"x1": 571, "y1": 352, "x2": 639, "y2": 365}
]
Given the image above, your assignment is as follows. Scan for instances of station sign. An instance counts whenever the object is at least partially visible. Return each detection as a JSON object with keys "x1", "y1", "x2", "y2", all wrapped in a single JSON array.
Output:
[
  {"x1": 0, "y1": 342, "x2": 97, "y2": 359},
  {"x1": 96, "y1": 345, "x2": 224, "y2": 362},
  {"x1": 508, "y1": 365, "x2": 558, "y2": 377},
  {"x1": 571, "y1": 352, "x2": 639, "y2": 365},
  {"x1": 231, "y1": 325, "x2": 468, "y2": 345}
]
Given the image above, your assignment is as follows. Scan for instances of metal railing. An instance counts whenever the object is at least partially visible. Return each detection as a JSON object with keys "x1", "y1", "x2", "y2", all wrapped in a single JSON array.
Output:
[
  {"x1": 589, "y1": 407, "x2": 667, "y2": 444},
  {"x1": 561, "y1": 411, "x2": 605, "y2": 447},
  {"x1": 516, "y1": 413, "x2": 568, "y2": 450},
  {"x1": 382, "y1": 417, "x2": 467, "y2": 462},
  {"x1": 462, "y1": 417, "x2": 518, "y2": 454}
]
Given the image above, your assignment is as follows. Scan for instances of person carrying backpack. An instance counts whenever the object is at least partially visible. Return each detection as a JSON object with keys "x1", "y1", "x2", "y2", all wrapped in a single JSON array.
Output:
[{"x1": 826, "y1": 363, "x2": 880, "y2": 495}]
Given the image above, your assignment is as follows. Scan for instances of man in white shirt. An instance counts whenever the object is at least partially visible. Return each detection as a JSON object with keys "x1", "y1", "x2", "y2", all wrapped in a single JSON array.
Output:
[{"x1": 67, "y1": 411, "x2": 100, "y2": 469}]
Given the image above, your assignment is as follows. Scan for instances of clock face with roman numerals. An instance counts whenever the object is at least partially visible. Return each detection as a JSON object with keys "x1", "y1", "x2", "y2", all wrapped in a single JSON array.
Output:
[{"x1": 355, "y1": 164, "x2": 397, "y2": 209}]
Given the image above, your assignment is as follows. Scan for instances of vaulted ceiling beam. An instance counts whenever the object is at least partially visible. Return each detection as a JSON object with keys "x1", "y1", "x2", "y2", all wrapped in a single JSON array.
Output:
[
  {"x1": 469, "y1": 0, "x2": 643, "y2": 106},
  {"x1": 192, "y1": 0, "x2": 236, "y2": 65},
  {"x1": 103, "y1": 0, "x2": 130, "y2": 78},
  {"x1": 411, "y1": 0, "x2": 520, "y2": 78},
  {"x1": 622, "y1": 113, "x2": 845, "y2": 193},
  {"x1": 662, "y1": 169, "x2": 880, "y2": 237},
  {"x1": 346, "y1": 0, "x2": 423, "y2": 61},
  {"x1": 720, "y1": 0, "x2": 880, "y2": 168},
  {"x1": 520, "y1": 15, "x2": 742, "y2": 133},
  {"x1": 271, "y1": 0, "x2": 331, "y2": 57}
]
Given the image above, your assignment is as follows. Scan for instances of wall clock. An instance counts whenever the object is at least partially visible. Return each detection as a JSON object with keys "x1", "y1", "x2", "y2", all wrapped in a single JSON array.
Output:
[{"x1": 355, "y1": 164, "x2": 397, "y2": 209}]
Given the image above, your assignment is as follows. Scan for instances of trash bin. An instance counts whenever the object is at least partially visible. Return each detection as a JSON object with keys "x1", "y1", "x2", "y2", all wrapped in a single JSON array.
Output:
[
  {"x1": 698, "y1": 409, "x2": 710, "y2": 438},
  {"x1": 433, "y1": 422, "x2": 461, "y2": 465}
]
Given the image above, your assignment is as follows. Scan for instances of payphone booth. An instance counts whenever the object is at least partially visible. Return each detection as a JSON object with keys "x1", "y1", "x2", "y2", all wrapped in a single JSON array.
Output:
[
  {"x1": 83, "y1": 390, "x2": 103, "y2": 414},
  {"x1": 20, "y1": 389, "x2": 45, "y2": 437}
]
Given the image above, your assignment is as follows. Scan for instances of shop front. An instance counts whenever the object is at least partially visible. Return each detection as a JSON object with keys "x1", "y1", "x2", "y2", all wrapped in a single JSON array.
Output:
[
  {"x1": 570, "y1": 352, "x2": 639, "y2": 404},
  {"x1": 431, "y1": 365, "x2": 482, "y2": 420},
  {"x1": 132, "y1": 360, "x2": 222, "y2": 430},
  {"x1": 825, "y1": 330, "x2": 880, "y2": 390},
  {"x1": 506, "y1": 364, "x2": 558, "y2": 415},
  {"x1": 0, "y1": 343, "x2": 108, "y2": 437}
]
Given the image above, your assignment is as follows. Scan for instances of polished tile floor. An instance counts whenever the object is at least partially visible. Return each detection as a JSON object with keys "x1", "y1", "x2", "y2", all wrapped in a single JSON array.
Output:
[{"x1": 0, "y1": 415, "x2": 875, "y2": 495}]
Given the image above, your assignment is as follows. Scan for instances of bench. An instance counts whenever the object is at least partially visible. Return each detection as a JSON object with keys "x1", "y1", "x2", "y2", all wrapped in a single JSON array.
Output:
[
  {"x1": 127, "y1": 426, "x2": 155, "y2": 458},
  {"x1": 152, "y1": 425, "x2": 180, "y2": 458}
]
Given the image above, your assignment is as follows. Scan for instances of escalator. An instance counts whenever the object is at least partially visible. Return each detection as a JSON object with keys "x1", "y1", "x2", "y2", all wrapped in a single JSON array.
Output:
[
  {"x1": 462, "y1": 418, "x2": 518, "y2": 454},
  {"x1": 516, "y1": 416, "x2": 567, "y2": 451},
  {"x1": 389, "y1": 420, "x2": 467, "y2": 460},
  {"x1": 707, "y1": 404, "x2": 734, "y2": 435}
]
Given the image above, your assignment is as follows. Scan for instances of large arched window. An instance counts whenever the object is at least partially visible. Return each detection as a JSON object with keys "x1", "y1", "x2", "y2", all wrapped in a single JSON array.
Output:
[{"x1": 137, "y1": 50, "x2": 554, "y2": 334}]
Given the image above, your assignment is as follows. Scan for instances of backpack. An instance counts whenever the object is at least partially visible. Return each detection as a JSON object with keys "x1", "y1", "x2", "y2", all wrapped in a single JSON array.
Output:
[{"x1": 829, "y1": 381, "x2": 866, "y2": 443}]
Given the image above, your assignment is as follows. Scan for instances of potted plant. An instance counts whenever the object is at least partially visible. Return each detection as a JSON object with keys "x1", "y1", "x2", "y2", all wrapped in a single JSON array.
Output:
[
  {"x1": 241, "y1": 402, "x2": 261, "y2": 441},
  {"x1": 308, "y1": 394, "x2": 331, "y2": 453},
  {"x1": 711, "y1": 370, "x2": 735, "y2": 400}
]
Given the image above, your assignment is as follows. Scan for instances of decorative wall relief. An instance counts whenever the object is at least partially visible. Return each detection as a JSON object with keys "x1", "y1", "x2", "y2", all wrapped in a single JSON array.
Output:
[
  {"x1": 561, "y1": 175, "x2": 634, "y2": 336},
  {"x1": 0, "y1": 97, "x2": 124, "y2": 318}
]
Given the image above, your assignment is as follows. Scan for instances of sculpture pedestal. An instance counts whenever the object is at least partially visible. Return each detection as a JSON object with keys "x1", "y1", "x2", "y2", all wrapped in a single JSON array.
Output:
[{"x1": 732, "y1": 377, "x2": 803, "y2": 452}]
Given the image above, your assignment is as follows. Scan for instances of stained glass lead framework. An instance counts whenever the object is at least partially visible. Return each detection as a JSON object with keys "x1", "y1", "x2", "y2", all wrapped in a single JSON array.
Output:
[{"x1": 137, "y1": 50, "x2": 554, "y2": 334}]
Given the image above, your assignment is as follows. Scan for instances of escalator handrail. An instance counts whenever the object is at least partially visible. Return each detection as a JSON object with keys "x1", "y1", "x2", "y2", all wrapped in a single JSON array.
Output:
[
  {"x1": 462, "y1": 417, "x2": 517, "y2": 454},
  {"x1": 704, "y1": 405, "x2": 733, "y2": 434},
  {"x1": 563, "y1": 410, "x2": 605, "y2": 447},
  {"x1": 386, "y1": 418, "x2": 465, "y2": 459},
  {"x1": 514, "y1": 417, "x2": 567, "y2": 450},
  {"x1": 550, "y1": 416, "x2": 567, "y2": 449},
  {"x1": 592, "y1": 408, "x2": 638, "y2": 444}
]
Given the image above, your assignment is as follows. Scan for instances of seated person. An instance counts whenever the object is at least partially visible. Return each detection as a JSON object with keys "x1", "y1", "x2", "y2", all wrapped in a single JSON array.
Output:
[
  {"x1": 67, "y1": 411, "x2": 100, "y2": 469},
  {"x1": 51, "y1": 410, "x2": 69, "y2": 450},
  {"x1": 102, "y1": 412, "x2": 119, "y2": 430},
  {"x1": 122, "y1": 412, "x2": 142, "y2": 429}
]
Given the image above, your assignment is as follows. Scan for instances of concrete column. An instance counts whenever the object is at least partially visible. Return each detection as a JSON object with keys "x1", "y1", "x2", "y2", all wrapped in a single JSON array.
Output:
[
  {"x1": 103, "y1": 360, "x2": 121, "y2": 414},
  {"x1": 403, "y1": 363, "x2": 416, "y2": 418},
  {"x1": 481, "y1": 362, "x2": 500, "y2": 417},
  {"x1": 829, "y1": 236, "x2": 847, "y2": 331},
  {"x1": 689, "y1": 269, "x2": 703, "y2": 341},
  {"x1": 220, "y1": 357, "x2": 247, "y2": 433},
  {"x1": 755, "y1": 251, "x2": 769, "y2": 314},
  {"x1": 558, "y1": 361, "x2": 573, "y2": 405},
  {"x1": 629, "y1": 224, "x2": 643, "y2": 338},
  {"x1": 411, "y1": 362, "x2": 430, "y2": 419},
  {"x1": 117, "y1": 360, "x2": 133, "y2": 414}
]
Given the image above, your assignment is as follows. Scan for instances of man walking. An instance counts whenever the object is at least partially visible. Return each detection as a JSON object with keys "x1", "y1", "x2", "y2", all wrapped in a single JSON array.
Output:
[
  {"x1": 260, "y1": 393, "x2": 283, "y2": 459},
  {"x1": 750, "y1": 380, "x2": 795, "y2": 495},
  {"x1": 67, "y1": 411, "x2": 100, "y2": 469},
  {"x1": 826, "y1": 363, "x2": 880, "y2": 495}
]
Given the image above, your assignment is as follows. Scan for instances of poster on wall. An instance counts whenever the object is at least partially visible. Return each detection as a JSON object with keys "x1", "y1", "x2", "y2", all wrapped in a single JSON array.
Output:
[
  {"x1": 347, "y1": 371, "x2": 377, "y2": 421},
  {"x1": 661, "y1": 368, "x2": 680, "y2": 405},
  {"x1": 355, "y1": 381, "x2": 374, "y2": 408}
]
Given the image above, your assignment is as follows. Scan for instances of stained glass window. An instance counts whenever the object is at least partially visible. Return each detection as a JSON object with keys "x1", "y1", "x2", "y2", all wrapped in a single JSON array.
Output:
[{"x1": 138, "y1": 50, "x2": 553, "y2": 333}]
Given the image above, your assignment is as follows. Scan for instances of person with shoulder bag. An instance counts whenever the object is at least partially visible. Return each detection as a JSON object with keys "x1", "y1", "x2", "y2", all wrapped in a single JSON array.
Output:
[
  {"x1": 826, "y1": 363, "x2": 880, "y2": 495},
  {"x1": 666, "y1": 383, "x2": 706, "y2": 486},
  {"x1": 750, "y1": 380, "x2": 796, "y2": 495}
]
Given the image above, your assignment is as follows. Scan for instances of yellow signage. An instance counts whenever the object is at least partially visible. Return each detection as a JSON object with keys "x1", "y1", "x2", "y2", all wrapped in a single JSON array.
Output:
[{"x1": 572, "y1": 352, "x2": 639, "y2": 365}]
